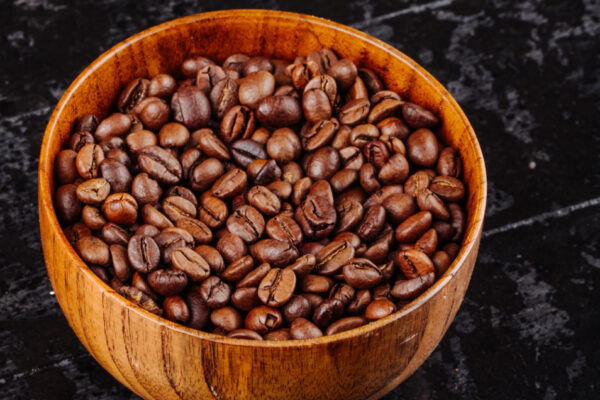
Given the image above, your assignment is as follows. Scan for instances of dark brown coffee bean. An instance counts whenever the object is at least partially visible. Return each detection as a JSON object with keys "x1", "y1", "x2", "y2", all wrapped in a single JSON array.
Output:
[
  {"x1": 244, "y1": 185, "x2": 280, "y2": 216},
  {"x1": 416, "y1": 188, "x2": 450, "y2": 220},
  {"x1": 295, "y1": 194, "x2": 337, "y2": 240},
  {"x1": 302, "y1": 118, "x2": 339, "y2": 151},
  {"x1": 74, "y1": 235, "x2": 109, "y2": 266},
  {"x1": 249, "y1": 239, "x2": 299, "y2": 268},
  {"x1": 290, "y1": 318, "x2": 323, "y2": 339},
  {"x1": 342, "y1": 258, "x2": 383, "y2": 289},
  {"x1": 449, "y1": 203, "x2": 466, "y2": 242},
  {"x1": 181, "y1": 55, "x2": 215, "y2": 78},
  {"x1": 328, "y1": 283, "x2": 356, "y2": 306},
  {"x1": 107, "y1": 244, "x2": 130, "y2": 282},
  {"x1": 197, "y1": 195, "x2": 228, "y2": 229},
  {"x1": 100, "y1": 159, "x2": 132, "y2": 193},
  {"x1": 76, "y1": 178, "x2": 110, "y2": 205},
  {"x1": 398, "y1": 249, "x2": 435, "y2": 279},
  {"x1": 55, "y1": 149, "x2": 79, "y2": 184},
  {"x1": 404, "y1": 170, "x2": 433, "y2": 197},
  {"x1": 141, "y1": 204, "x2": 173, "y2": 229},
  {"x1": 356, "y1": 204, "x2": 386, "y2": 241},
  {"x1": 227, "y1": 329, "x2": 263, "y2": 340},
  {"x1": 102, "y1": 193, "x2": 138, "y2": 226},
  {"x1": 339, "y1": 146, "x2": 365, "y2": 170},
  {"x1": 281, "y1": 295, "x2": 311, "y2": 324},
  {"x1": 134, "y1": 223, "x2": 160, "y2": 237},
  {"x1": 171, "y1": 86, "x2": 211, "y2": 130},
  {"x1": 127, "y1": 235, "x2": 160, "y2": 273},
  {"x1": 315, "y1": 240, "x2": 355, "y2": 276},
  {"x1": 257, "y1": 268, "x2": 296, "y2": 307},
  {"x1": 345, "y1": 289, "x2": 370, "y2": 315},
  {"x1": 226, "y1": 205, "x2": 265, "y2": 243},
  {"x1": 302, "y1": 88, "x2": 332, "y2": 123},
  {"x1": 325, "y1": 316, "x2": 366, "y2": 336},
  {"x1": 155, "y1": 228, "x2": 194, "y2": 263},
  {"x1": 365, "y1": 298, "x2": 396, "y2": 320},
  {"x1": 211, "y1": 168, "x2": 247, "y2": 199},
  {"x1": 230, "y1": 287, "x2": 260, "y2": 312},
  {"x1": 129, "y1": 173, "x2": 161, "y2": 206},
  {"x1": 414, "y1": 228, "x2": 438, "y2": 256},
  {"x1": 312, "y1": 298, "x2": 344, "y2": 329},
  {"x1": 163, "y1": 296, "x2": 190, "y2": 324},
  {"x1": 266, "y1": 180, "x2": 292, "y2": 201},
  {"x1": 332, "y1": 201, "x2": 363, "y2": 235},
  {"x1": 223, "y1": 53, "x2": 249, "y2": 73},
  {"x1": 285, "y1": 254, "x2": 316, "y2": 277},
  {"x1": 363, "y1": 225, "x2": 394, "y2": 264},
  {"x1": 256, "y1": 95, "x2": 303, "y2": 128},
  {"x1": 162, "y1": 195, "x2": 196, "y2": 223},
  {"x1": 363, "y1": 140, "x2": 390, "y2": 170},
  {"x1": 120, "y1": 286, "x2": 162, "y2": 316},
  {"x1": 245, "y1": 305, "x2": 283, "y2": 334},
  {"x1": 332, "y1": 232, "x2": 361, "y2": 249},
  {"x1": 216, "y1": 232, "x2": 248, "y2": 264},
  {"x1": 328, "y1": 168, "x2": 357, "y2": 193},
  {"x1": 171, "y1": 247, "x2": 211, "y2": 282},
  {"x1": 350, "y1": 124, "x2": 379, "y2": 148},
  {"x1": 331, "y1": 125, "x2": 352, "y2": 149},
  {"x1": 137, "y1": 146, "x2": 182, "y2": 185},
  {"x1": 306, "y1": 146, "x2": 340, "y2": 181},
  {"x1": 358, "y1": 68, "x2": 384, "y2": 94},
  {"x1": 292, "y1": 177, "x2": 312, "y2": 206},
  {"x1": 95, "y1": 113, "x2": 131, "y2": 142},
  {"x1": 189, "y1": 158, "x2": 224, "y2": 192},
  {"x1": 395, "y1": 211, "x2": 432, "y2": 243},
  {"x1": 220, "y1": 105, "x2": 256, "y2": 143},
  {"x1": 148, "y1": 73, "x2": 176, "y2": 99},
  {"x1": 195, "y1": 128, "x2": 230, "y2": 160},
  {"x1": 126, "y1": 130, "x2": 156, "y2": 155},
  {"x1": 194, "y1": 245, "x2": 225, "y2": 274},
  {"x1": 391, "y1": 271, "x2": 435, "y2": 300},
  {"x1": 235, "y1": 263, "x2": 270, "y2": 288},
  {"x1": 430, "y1": 176, "x2": 465, "y2": 202},
  {"x1": 328, "y1": 58, "x2": 357, "y2": 90},
  {"x1": 402, "y1": 102, "x2": 439, "y2": 128},
  {"x1": 243, "y1": 56, "x2": 274, "y2": 76},
  {"x1": 158, "y1": 122, "x2": 189, "y2": 148},
  {"x1": 76, "y1": 144, "x2": 104, "y2": 179},
  {"x1": 382, "y1": 193, "x2": 417, "y2": 224},
  {"x1": 196, "y1": 64, "x2": 226, "y2": 94},
  {"x1": 378, "y1": 154, "x2": 409, "y2": 185},
  {"x1": 259, "y1": 329, "x2": 288, "y2": 340},
  {"x1": 238, "y1": 70, "x2": 275, "y2": 106},
  {"x1": 229, "y1": 139, "x2": 266, "y2": 168},
  {"x1": 75, "y1": 114, "x2": 99, "y2": 134},
  {"x1": 300, "y1": 274, "x2": 333, "y2": 294},
  {"x1": 101, "y1": 222, "x2": 131, "y2": 246},
  {"x1": 407, "y1": 129, "x2": 440, "y2": 167},
  {"x1": 437, "y1": 147, "x2": 462, "y2": 178},
  {"x1": 339, "y1": 98, "x2": 370, "y2": 126},
  {"x1": 359, "y1": 163, "x2": 381, "y2": 193},
  {"x1": 265, "y1": 214, "x2": 303, "y2": 246},
  {"x1": 432, "y1": 250, "x2": 452, "y2": 277},
  {"x1": 81, "y1": 205, "x2": 106, "y2": 231},
  {"x1": 183, "y1": 286, "x2": 211, "y2": 329},
  {"x1": 221, "y1": 255, "x2": 255, "y2": 282},
  {"x1": 199, "y1": 276, "x2": 231, "y2": 308},
  {"x1": 211, "y1": 306, "x2": 242, "y2": 332},
  {"x1": 133, "y1": 97, "x2": 170, "y2": 131}
]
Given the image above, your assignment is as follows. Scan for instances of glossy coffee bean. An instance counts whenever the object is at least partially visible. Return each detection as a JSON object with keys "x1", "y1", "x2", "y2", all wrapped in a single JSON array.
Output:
[
  {"x1": 194, "y1": 245, "x2": 225, "y2": 274},
  {"x1": 382, "y1": 193, "x2": 417, "y2": 224},
  {"x1": 76, "y1": 144, "x2": 104, "y2": 179},
  {"x1": 245, "y1": 305, "x2": 283, "y2": 334},
  {"x1": 199, "y1": 276, "x2": 232, "y2": 308},
  {"x1": 343, "y1": 258, "x2": 383, "y2": 289},
  {"x1": 82, "y1": 205, "x2": 106, "y2": 231},
  {"x1": 282, "y1": 295, "x2": 311, "y2": 323},
  {"x1": 328, "y1": 283, "x2": 356, "y2": 306},
  {"x1": 315, "y1": 240, "x2": 355, "y2": 276},
  {"x1": 335, "y1": 200, "x2": 364, "y2": 233},
  {"x1": 306, "y1": 146, "x2": 340, "y2": 180},
  {"x1": 95, "y1": 113, "x2": 131, "y2": 142},
  {"x1": 365, "y1": 298, "x2": 396, "y2": 320},
  {"x1": 300, "y1": 274, "x2": 333, "y2": 294},
  {"x1": 250, "y1": 239, "x2": 299, "y2": 268},
  {"x1": 437, "y1": 147, "x2": 462, "y2": 177},
  {"x1": 227, "y1": 329, "x2": 263, "y2": 340},
  {"x1": 407, "y1": 129, "x2": 440, "y2": 167},
  {"x1": 402, "y1": 102, "x2": 439, "y2": 128},
  {"x1": 397, "y1": 249, "x2": 435, "y2": 279},
  {"x1": 138, "y1": 146, "x2": 182, "y2": 185},
  {"x1": 216, "y1": 232, "x2": 248, "y2": 264},
  {"x1": 135, "y1": 97, "x2": 170, "y2": 131},
  {"x1": 211, "y1": 168, "x2": 247, "y2": 198},
  {"x1": 76, "y1": 178, "x2": 110, "y2": 205},
  {"x1": 449, "y1": 203, "x2": 466, "y2": 242},
  {"x1": 359, "y1": 163, "x2": 381, "y2": 194},
  {"x1": 127, "y1": 235, "x2": 160, "y2": 273},
  {"x1": 163, "y1": 295, "x2": 190, "y2": 323},
  {"x1": 290, "y1": 318, "x2": 323, "y2": 339},
  {"x1": 175, "y1": 218, "x2": 212, "y2": 244},
  {"x1": 211, "y1": 306, "x2": 242, "y2": 332},
  {"x1": 221, "y1": 256, "x2": 255, "y2": 282},
  {"x1": 257, "y1": 268, "x2": 297, "y2": 307},
  {"x1": 295, "y1": 194, "x2": 337, "y2": 239},
  {"x1": 171, "y1": 247, "x2": 211, "y2": 282},
  {"x1": 285, "y1": 254, "x2": 316, "y2": 277},
  {"x1": 391, "y1": 271, "x2": 435, "y2": 300},
  {"x1": 120, "y1": 286, "x2": 162, "y2": 316},
  {"x1": 325, "y1": 316, "x2": 366, "y2": 336},
  {"x1": 220, "y1": 105, "x2": 256, "y2": 143},
  {"x1": 339, "y1": 98, "x2": 370, "y2": 126},
  {"x1": 141, "y1": 204, "x2": 173, "y2": 229},
  {"x1": 131, "y1": 173, "x2": 162, "y2": 206},
  {"x1": 102, "y1": 193, "x2": 138, "y2": 226},
  {"x1": 416, "y1": 188, "x2": 450, "y2": 220},
  {"x1": 265, "y1": 214, "x2": 303, "y2": 246},
  {"x1": 378, "y1": 154, "x2": 409, "y2": 185},
  {"x1": 231, "y1": 287, "x2": 261, "y2": 312},
  {"x1": 55, "y1": 149, "x2": 79, "y2": 184},
  {"x1": 226, "y1": 205, "x2": 265, "y2": 243},
  {"x1": 183, "y1": 285, "x2": 211, "y2": 330},
  {"x1": 75, "y1": 235, "x2": 109, "y2": 266},
  {"x1": 312, "y1": 298, "x2": 344, "y2": 329},
  {"x1": 395, "y1": 211, "x2": 433, "y2": 243},
  {"x1": 356, "y1": 204, "x2": 386, "y2": 241},
  {"x1": 101, "y1": 222, "x2": 131, "y2": 246},
  {"x1": 100, "y1": 159, "x2": 132, "y2": 193},
  {"x1": 171, "y1": 86, "x2": 211, "y2": 130}
]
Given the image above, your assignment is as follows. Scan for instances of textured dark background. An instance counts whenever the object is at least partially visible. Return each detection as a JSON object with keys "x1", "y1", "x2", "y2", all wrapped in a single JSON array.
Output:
[{"x1": 1, "y1": 0, "x2": 600, "y2": 399}]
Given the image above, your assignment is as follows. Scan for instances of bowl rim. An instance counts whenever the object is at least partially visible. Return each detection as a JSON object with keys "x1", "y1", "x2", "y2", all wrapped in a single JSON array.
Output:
[{"x1": 39, "y1": 9, "x2": 487, "y2": 348}]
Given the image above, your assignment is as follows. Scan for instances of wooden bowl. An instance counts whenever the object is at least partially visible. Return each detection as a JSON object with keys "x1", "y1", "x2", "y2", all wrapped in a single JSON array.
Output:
[{"x1": 38, "y1": 10, "x2": 486, "y2": 400}]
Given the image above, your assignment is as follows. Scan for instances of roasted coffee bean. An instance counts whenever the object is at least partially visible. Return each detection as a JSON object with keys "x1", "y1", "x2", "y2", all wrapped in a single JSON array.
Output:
[
  {"x1": 75, "y1": 235, "x2": 109, "y2": 266},
  {"x1": 343, "y1": 258, "x2": 383, "y2": 289},
  {"x1": 226, "y1": 205, "x2": 265, "y2": 243},
  {"x1": 339, "y1": 98, "x2": 370, "y2": 126},
  {"x1": 141, "y1": 204, "x2": 173, "y2": 229},
  {"x1": 138, "y1": 146, "x2": 182, "y2": 185},
  {"x1": 368, "y1": 98, "x2": 404, "y2": 124},
  {"x1": 312, "y1": 298, "x2": 343, "y2": 329},
  {"x1": 158, "y1": 122, "x2": 189, "y2": 148},
  {"x1": 230, "y1": 287, "x2": 261, "y2": 312},
  {"x1": 155, "y1": 229, "x2": 192, "y2": 263},
  {"x1": 281, "y1": 295, "x2": 311, "y2": 323},
  {"x1": 291, "y1": 177, "x2": 312, "y2": 206},
  {"x1": 437, "y1": 147, "x2": 462, "y2": 177},
  {"x1": 325, "y1": 316, "x2": 366, "y2": 336},
  {"x1": 171, "y1": 247, "x2": 211, "y2": 282},
  {"x1": 302, "y1": 89, "x2": 332, "y2": 123},
  {"x1": 328, "y1": 168, "x2": 357, "y2": 193},
  {"x1": 281, "y1": 161, "x2": 303, "y2": 184},
  {"x1": 194, "y1": 245, "x2": 225, "y2": 274},
  {"x1": 328, "y1": 283, "x2": 356, "y2": 306},
  {"x1": 290, "y1": 317, "x2": 323, "y2": 339},
  {"x1": 75, "y1": 114, "x2": 99, "y2": 134},
  {"x1": 183, "y1": 286, "x2": 211, "y2": 330},
  {"x1": 130, "y1": 173, "x2": 161, "y2": 207},
  {"x1": 212, "y1": 168, "x2": 247, "y2": 198},
  {"x1": 432, "y1": 250, "x2": 452, "y2": 276},
  {"x1": 55, "y1": 149, "x2": 79, "y2": 184},
  {"x1": 391, "y1": 271, "x2": 435, "y2": 300},
  {"x1": 350, "y1": 124, "x2": 379, "y2": 148},
  {"x1": 356, "y1": 204, "x2": 386, "y2": 241},
  {"x1": 134, "y1": 97, "x2": 170, "y2": 131},
  {"x1": 82, "y1": 205, "x2": 106, "y2": 231},
  {"x1": 171, "y1": 86, "x2": 211, "y2": 130},
  {"x1": 285, "y1": 254, "x2": 316, "y2": 277},
  {"x1": 230, "y1": 139, "x2": 267, "y2": 168},
  {"x1": 365, "y1": 298, "x2": 396, "y2": 320},
  {"x1": 339, "y1": 146, "x2": 365, "y2": 170},
  {"x1": 195, "y1": 195, "x2": 228, "y2": 230},
  {"x1": 248, "y1": 159, "x2": 282, "y2": 186},
  {"x1": 363, "y1": 140, "x2": 390, "y2": 170},
  {"x1": 347, "y1": 289, "x2": 371, "y2": 315},
  {"x1": 333, "y1": 232, "x2": 361, "y2": 249},
  {"x1": 398, "y1": 249, "x2": 435, "y2": 279},
  {"x1": 189, "y1": 158, "x2": 224, "y2": 192},
  {"x1": 95, "y1": 113, "x2": 131, "y2": 142},
  {"x1": 101, "y1": 222, "x2": 131, "y2": 246},
  {"x1": 100, "y1": 159, "x2": 132, "y2": 193},
  {"x1": 363, "y1": 226, "x2": 394, "y2": 264},
  {"x1": 257, "y1": 268, "x2": 296, "y2": 307},
  {"x1": 407, "y1": 129, "x2": 440, "y2": 167},
  {"x1": 300, "y1": 274, "x2": 333, "y2": 294},
  {"x1": 315, "y1": 240, "x2": 355, "y2": 276},
  {"x1": 196, "y1": 64, "x2": 226, "y2": 94},
  {"x1": 246, "y1": 185, "x2": 281, "y2": 216},
  {"x1": 432, "y1": 221, "x2": 455, "y2": 243},
  {"x1": 236, "y1": 263, "x2": 271, "y2": 288},
  {"x1": 328, "y1": 59, "x2": 357, "y2": 90},
  {"x1": 358, "y1": 68, "x2": 384, "y2": 94},
  {"x1": 382, "y1": 193, "x2": 417, "y2": 224},
  {"x1": 181, "y1": 55, "x2": 215, "y2": 78},
  {"x1": 110, "y1": 244, "x2": 132, "y2": 282},
  {"x1": 102, "y1": 193, "x2": 138, "y2": 226},
  {"x1": 416, "y1": 188, "x2": 450, "y2": 220},
  {"x1": 306, "y1": 146, "x2": 340, "y2": 181},
  {"x1": 76, "y1": 178, "x2": 110, "y2": 204},
  {"x1": 245, "y1": 305, "x2": 283, "y2": 334},
  {"x1": 331, "y1": 125, "x2": 352, "y2": 149},
  {"x1": 430, "y1": 176, "x2": 465, "y2": 202},
  {"x1": 250, "y1": 239, "x2": 299, "y2": 267},
  {"x1": 227, "y1": 329, "x2": 263, "y2": 340},
  {"x1": 414, "y1": 228, "x2": 438, "y2": 256},
  {"x1": 221, "y1": 255, "x2": 255, "y2": 282},
  {"x1": 196, "y1": 128, "x2": 230, "y2": 160},
  {"x1": 267, "y1": 179, "x2": 292, "y2": 200},
  {"x1": 404, "y1": 170, "x2": 433, "y2": 197},
  {"x1": 402, "y1": 102, "x2": 439, "y2": 128},
  {"x1": 76, "y1": 144, "x2": 104, "y2": 179},
  {"x1": 126, "y1": 130, "x2": 157, "y2": 154},
  {"x1": 238, "y1": 70, "x2": 275, "y2": 107},
  {"x1": 175, "y1": 218, "x2": 212, "y2": 244},
  {"x1": 395, "y1": 211, "x2": 432, "y2": 243},
  {"x1": 211, "y1": 306, "x2": 242, "y2": 332},
  {"x1": 243, "y1": 56, "x2": 274, "y2": 76},
  {"x1": 265, "y1": 128, "x2": 301, "y2": 164},
  {"x1": 333, "y1": 200, "x2": 363, "y2": 234},
  {"x1": 162, "y1": 195, "x2": 197, "y2": 222},
  {"x1": 359, "y1": 163, "x2": 381, "y2": 193},
  {"x1": 265, "y1": 214, "x2": 303, "y2": 246},
  {"x1": 199, "y1": 276, "x2": 231, "y2": 308},
  {"x1": 296, "y1": 194, "x2": 337, "y2": 239},
  {"x1": 220, "y1": 105, "x2": 256, "y2": 143},
  {"x1": 120, "y1": 286, "x2": 162, "y2": 316},
  {"x1": 449, "y1": 203, "x2": 466, "y2": 242},
  {"x1": 256, "y1": 95, "x2": 303, "y2": 128},
  {"x1": 64, "y1": 223, "x2": 89, "y2": 245},
  {"x1": 148, "y1": 73, "x2": 176, "y2": 99},
  {"x1": 378, "y1": 154, "x2": 409, "y2": 185},
  {"x1": 223, "y1": 53, "x2": 250, "y2": 73},
  {"x1": 302, "y1": 118, "x2": 339, "y2": 151},
  {"x1": 163, "y1": 296, "x2": 190, "y2": 323},
  {"x1": 216, "y1": 232, "x2": 248, "y2": 264},
  {"x1": 127, "y1": 235, "x2": 160, "y2": 273}
]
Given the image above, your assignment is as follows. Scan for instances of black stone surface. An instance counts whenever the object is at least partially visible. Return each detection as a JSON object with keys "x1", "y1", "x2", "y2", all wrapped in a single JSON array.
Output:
[{"x1": 1, "y1": 0, "x2": 599, "y2": 398}]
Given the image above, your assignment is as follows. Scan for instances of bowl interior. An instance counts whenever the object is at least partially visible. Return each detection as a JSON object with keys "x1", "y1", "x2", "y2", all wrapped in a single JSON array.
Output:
[{"x1": 39, "y1": 9, "x2": 486, "y2": 345}]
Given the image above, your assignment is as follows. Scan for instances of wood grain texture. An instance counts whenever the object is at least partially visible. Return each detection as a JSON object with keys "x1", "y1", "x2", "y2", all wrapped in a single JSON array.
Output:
[{"x1": 38, "y1": 9, "x2": 487, "y2": 400}]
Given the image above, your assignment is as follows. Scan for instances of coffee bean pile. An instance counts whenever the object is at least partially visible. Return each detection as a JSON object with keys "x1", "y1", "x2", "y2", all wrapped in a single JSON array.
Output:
[{"x1": 53, "y1": 49, "x2": 467, "y2": 340}]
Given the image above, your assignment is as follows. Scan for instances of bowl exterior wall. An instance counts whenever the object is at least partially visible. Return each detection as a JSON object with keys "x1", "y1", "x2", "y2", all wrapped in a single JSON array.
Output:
[{"x1": 39, "y1": 10, "x2": 486, "y2": 400}]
